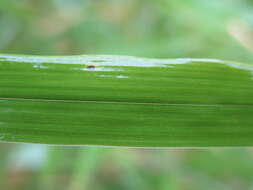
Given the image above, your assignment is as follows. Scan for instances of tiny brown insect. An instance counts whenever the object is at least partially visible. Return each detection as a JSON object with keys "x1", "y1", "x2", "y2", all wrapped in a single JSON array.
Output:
[{"x1": 86, "y1": 65, "x2": 96, "y2": 70}]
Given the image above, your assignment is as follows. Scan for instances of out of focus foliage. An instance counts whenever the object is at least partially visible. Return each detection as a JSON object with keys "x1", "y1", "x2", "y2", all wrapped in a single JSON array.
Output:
[
  {"x1": 1, "y1": 0, "x2": 253, "y2": 62},
  {"x1": 1, "y1": 1, "x2": 253, "y2": 190}
]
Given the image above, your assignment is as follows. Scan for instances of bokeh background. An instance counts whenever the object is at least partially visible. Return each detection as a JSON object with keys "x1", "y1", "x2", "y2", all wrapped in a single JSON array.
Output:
[{"x1": 1, "y1": 0, "x2": 253, "y2": 189}]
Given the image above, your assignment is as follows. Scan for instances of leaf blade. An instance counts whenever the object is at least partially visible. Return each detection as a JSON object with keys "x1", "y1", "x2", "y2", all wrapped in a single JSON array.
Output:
[{"x1": 0, "y1": 55, "x2": 253, "y2": 147}]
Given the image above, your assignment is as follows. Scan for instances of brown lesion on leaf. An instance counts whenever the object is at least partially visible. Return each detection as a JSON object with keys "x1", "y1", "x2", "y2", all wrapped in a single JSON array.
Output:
[{"x1": 86, "y1": 65, "x2": 96, "y2": 70}]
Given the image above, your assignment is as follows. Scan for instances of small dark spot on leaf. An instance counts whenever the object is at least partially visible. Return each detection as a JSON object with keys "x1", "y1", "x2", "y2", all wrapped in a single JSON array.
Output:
[{"x1": 87, "y1": 65, "x2": 96, "y2": 70}]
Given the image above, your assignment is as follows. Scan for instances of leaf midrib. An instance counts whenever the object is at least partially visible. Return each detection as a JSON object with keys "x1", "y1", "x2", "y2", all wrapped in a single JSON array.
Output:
[{"x1": 1, "y1": 97, "x2": 253, "y2": 108}]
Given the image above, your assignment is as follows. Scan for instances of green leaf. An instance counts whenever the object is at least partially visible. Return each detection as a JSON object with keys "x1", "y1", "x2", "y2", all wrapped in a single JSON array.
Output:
[{"x1": 0, "y1": 54, "x2": 253, "y2": 147}]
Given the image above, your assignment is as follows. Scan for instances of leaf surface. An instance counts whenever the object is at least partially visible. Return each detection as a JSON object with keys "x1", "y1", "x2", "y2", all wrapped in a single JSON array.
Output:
[{"x1": 0, "y1": 55, "x2": 253, "y2": 147}]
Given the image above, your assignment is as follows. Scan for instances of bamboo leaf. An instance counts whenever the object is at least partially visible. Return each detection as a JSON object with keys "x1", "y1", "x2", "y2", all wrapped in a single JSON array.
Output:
[{"x1": 0, "y1": 54, "x2": 253, "y2": 147}]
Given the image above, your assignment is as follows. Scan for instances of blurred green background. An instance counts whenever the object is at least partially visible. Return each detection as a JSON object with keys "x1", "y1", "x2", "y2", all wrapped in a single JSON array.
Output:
[{"x1": 1, "y1": 0, "x2": 253, "y2": 189}]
